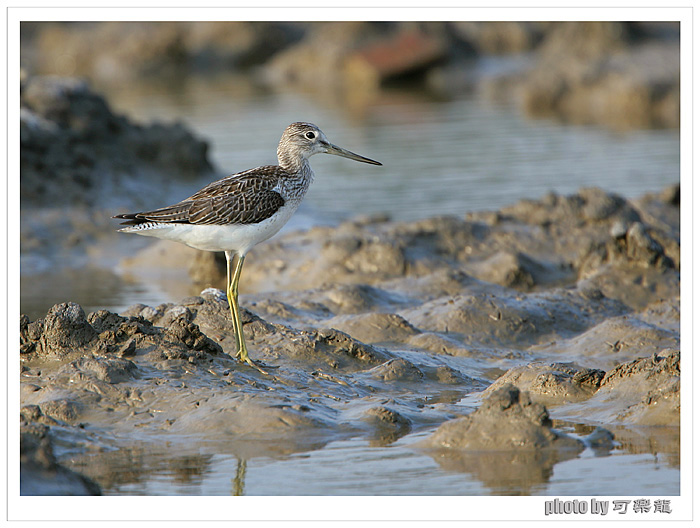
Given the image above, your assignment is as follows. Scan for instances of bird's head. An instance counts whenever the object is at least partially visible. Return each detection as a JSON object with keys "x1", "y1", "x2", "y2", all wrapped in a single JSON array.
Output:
[{"x1": 278, "y1": 122, "x2": 382, "y2": 170}]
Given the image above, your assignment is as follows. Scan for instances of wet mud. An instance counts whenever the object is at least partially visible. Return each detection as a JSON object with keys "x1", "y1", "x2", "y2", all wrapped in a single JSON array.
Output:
[{"x1": 20, "y1": 183, "x2": 680, "y2": 495}]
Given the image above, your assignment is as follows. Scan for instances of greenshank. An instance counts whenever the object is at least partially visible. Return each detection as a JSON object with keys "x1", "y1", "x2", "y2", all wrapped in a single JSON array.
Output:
[{"x1": 115, "y1": 122, "x2": 382, "y2": 373}]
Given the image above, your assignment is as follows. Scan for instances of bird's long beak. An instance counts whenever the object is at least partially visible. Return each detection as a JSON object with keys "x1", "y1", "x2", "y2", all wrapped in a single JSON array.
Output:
[{"x1": 324, "y1": 142, "x2": 382, "y2": 165}]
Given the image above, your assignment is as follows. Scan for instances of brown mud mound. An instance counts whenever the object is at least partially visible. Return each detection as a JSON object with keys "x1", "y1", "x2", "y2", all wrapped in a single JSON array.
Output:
[
  {"x1": 483, "y1": 363, "x2": 605, "y2": 405},
  {"x1": 483, "y1": 349, "x2": 679, "y2": 426},
  {"x1": 21, "y1": 75, "x2": 213, "y2": 208},
  {"x1": 21, "y1": 301, "x2": 223, "y2": 366},
  {"x1": 485, "y1": 22, "x2": 679, "y2": 130},
  {"x1": 425, "y1": 384, "x2": 584, "y2": 451},
  {"x1": 20, "y1": 75, "x2": 217, "y2": 281},
  {"x1": 420, "y1": 385, "x2": 589, "y2": 495},
  {"x1": 398, "y1": 286, "x2": 627, "y2": 349},
  {"x1": 560, "y1": 351, "x2": 680, "y2": 426},
  {"x1": 527, "y1": 300, "x2": 680, "y2": 370}
]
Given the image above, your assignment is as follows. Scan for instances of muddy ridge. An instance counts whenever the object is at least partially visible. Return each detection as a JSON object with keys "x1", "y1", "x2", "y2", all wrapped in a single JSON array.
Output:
[{"x1": 20, "y1": 183, "x2": 679, "y2": 495}]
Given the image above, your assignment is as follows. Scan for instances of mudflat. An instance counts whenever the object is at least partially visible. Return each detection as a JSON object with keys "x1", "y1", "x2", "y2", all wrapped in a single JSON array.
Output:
[{"x1": 20, "y1": 183, "x2": 680, "y2": 495}]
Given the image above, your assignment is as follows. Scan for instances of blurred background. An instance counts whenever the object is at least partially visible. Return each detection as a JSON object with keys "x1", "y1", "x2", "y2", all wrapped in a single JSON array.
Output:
[{"x1": 19, "y1": 21, "x2": 681, "y2": 320}]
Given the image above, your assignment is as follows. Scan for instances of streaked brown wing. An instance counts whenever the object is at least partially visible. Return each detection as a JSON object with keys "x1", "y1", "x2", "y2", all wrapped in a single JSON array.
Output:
[
  {"x1": 188, "y1": 188, "x2": 285, "y2": 225},
  {"x1": 115, "y1": 167, "x2": 287, "y2": 226}
]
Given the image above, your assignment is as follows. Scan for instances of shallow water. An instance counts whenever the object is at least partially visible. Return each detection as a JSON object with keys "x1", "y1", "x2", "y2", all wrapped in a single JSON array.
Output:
[
  {"x1": 65, "y1": 428, "x2": 678, "y2": 496},
  {"x1": 103, "y1": 74, "x2": 680, "y2": 226}
]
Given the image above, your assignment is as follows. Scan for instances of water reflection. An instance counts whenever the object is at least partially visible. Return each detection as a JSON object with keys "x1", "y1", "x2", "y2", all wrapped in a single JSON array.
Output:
[
  {"x1": 60, "y1": 423, "x2": 678, "y2": 496},
  {"x1": 427, "y1": 446, "x2": 581, "y2": 496},
  {"x1": 232, "y1": 459, "x2": 247, "y2": 496},
  {"x1": 66, "y1": 446, "x2": 216, "y2": 494}
]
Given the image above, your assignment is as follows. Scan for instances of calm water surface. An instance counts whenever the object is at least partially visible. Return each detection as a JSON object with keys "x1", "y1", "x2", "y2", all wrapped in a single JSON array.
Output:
[
  {"x1": 103, "y1": 76, "x2": 680, "y2": 226},
  {"x1": 76, "y1": 429, "x2": 678, "y2": 497}
]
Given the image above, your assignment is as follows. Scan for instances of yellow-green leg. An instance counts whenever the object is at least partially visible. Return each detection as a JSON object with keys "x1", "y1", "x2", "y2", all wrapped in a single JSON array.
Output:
[{"x1": 225, "y1": 251, "x2": 267, "y2": 374}]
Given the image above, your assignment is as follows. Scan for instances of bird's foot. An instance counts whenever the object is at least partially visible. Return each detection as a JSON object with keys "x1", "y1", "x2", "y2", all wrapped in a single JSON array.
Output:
[
  {"x1": 243, "y1": 356, "x2": 269, "y2": 375},
  {"x1": 235, "y1": 348, "x2": 269, "y2": 375}
]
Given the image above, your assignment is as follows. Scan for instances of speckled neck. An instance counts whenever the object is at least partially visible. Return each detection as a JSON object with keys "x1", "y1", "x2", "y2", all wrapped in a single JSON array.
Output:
[
  {"x1": 281, "y1": 160, "x2": 314, "y2": 199},
  {"x1": 277, "y1": 147, "x2": 308, "y2": 174}
]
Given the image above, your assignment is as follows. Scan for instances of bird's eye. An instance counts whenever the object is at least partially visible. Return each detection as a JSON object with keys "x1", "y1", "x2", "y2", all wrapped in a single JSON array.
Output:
[{"x1": 305, "y1": 131, "x2": 316, "y2": 140}]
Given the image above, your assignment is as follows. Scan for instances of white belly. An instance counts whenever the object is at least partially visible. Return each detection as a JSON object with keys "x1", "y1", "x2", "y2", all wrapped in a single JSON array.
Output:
[{"x1": 121, "y1": 201, "x2": 300, "y2": 255}]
